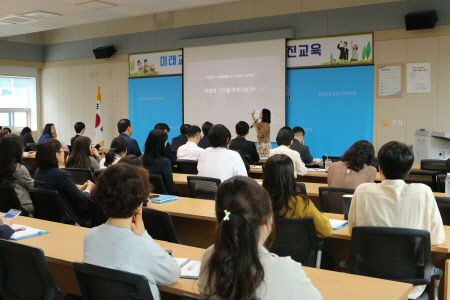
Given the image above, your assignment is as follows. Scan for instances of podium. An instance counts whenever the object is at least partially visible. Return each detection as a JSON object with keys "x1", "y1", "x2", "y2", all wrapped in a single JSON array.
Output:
[{"x1": 414, "y1": 129, "x2": 450, "y2": 163}]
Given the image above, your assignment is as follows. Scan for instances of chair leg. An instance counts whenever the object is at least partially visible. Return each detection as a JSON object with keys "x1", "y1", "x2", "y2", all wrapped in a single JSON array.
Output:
[
  {"x1": 433, "y1": 278, "x2": 440, "y2": 300},
  {"x1": 315, "y1": 250, "x2": 322, "y2": 269}
]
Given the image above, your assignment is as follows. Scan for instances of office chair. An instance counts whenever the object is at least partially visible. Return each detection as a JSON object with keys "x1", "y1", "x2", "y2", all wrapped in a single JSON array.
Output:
[
  {"x1": 142, "y1": 208, "x2": 180, "y2": 243},
  {"x1": 73, "y1": 263, "x2": 154, "y2": 300},
  {"x1": 187, "y1": 176, "x2": 221, "y2": 200},
  {"x1": 29, "y1": 188, "x2": 73, "y2": 224},
  {"x1": 318, "y1": 187, "x2": 354, "y2": 214},
  {"x1": 176, "y1": 160, "x2": 198, "y2": 174},
  {"x1": 64, "y1": 168, "x2": 94, "y2": 185},
  {"x1": 0, "y1": 239, "x2": 65, "y2": 300},
  {"x1": 295, "y1": 182, "x2": 307, "y2": 195},
  {"x1": 435, "y1": 196, "x2": 450, "y2": 226},
  {"x1": 0, "y1": 183, "x2": 29, "y2": 216},
  {"x1": 340, "y1": 226, "x2": 442, "y2": 300},
  {"x1": 271, "y1": 217, "x2": 323, "y2": 268},
  {"x1": 148, "y1": 174, "x2": 169, "y2": 194}
]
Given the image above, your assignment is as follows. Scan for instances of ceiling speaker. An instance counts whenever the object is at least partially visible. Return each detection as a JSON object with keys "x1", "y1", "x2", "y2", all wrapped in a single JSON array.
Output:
[
  {"x1": 93, "y1": 45, "x2": 116, "y2": 59},
  {"x1": 405, "y1": 10, "x2": 438, "y2": 31}
]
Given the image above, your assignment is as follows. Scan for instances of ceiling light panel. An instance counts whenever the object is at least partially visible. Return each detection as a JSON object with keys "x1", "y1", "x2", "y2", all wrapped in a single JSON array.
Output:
[
  {"x1": 23, "y1": 11, "x2": 62, "y2": 18},
  {"x1": 76, "y1": 0, "x2": 118, "y2": 9},
  {"x1": 0, "y1": 15, "x2": 38, "y2": 24}
]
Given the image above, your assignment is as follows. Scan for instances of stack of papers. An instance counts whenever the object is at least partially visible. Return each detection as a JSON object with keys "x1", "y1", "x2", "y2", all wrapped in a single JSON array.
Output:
[
  {"x1": 250, "y1": 165, "x2": 263, "y2": 170},
  {"x1": 10, "y1": 224, "x2": 48, "y2": 240},
  {"x1": 307, "y1": 168, "x2": 327, "y2": 172},
  {"x1": 329, "y1": 219, "x2": 348, "y2": 230},
  {"x1": 174, "y1": 258, "x2": 201, "y2": 279},
  {"x1": 150, "y1": 195, "x2": 178, "y2": 204}
]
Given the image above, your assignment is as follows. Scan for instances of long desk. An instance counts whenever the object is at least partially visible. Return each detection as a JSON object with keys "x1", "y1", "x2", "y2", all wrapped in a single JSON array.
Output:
[
  {"x1": 148, "y1": 195, "x2": 450, "y2": 299},
  {"x1": 8, "y1": 215, "x2": 412, "y2": 300}
]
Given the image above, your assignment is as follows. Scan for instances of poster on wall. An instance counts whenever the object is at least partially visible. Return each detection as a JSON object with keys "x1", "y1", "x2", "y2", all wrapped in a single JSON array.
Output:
[
  {"x1": 377, "y1": 64, "x2": 403, "y2": 98},
  {"x1": 129, "y1": 49, "x2": 182, "y2": 78},
  {"x1": 407, "y1": 62, "x2": 431, "y2": 93},
  {"x1": 287, "y1": 33, "x2": 373, "y2": 68}
]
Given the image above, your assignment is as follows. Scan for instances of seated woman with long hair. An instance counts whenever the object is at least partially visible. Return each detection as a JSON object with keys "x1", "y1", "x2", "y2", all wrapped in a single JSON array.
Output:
[
  {"x1": 0, "y1": 134, "x2": 35, "y2": 215},
  {"x1": 142, "y1": 129, "x2": 178, "y2": 195},
  {"x1": 99, "y1": 137, "x2": 128, "y2": 169},
  {"x1": 263, "y1": 154, "x2": 332, "y2": 238},
  {"x1": 34, "y1": 138, "x2": 94, "y2": 225},
  {"x1": 327, "y1": 140, "x2": 377, "y2": 189},
  {"x1": 198, "y1": 176, "x2": 322, "y2": 300},
  {"x1": 66, "y1": 136, "x2": 100, "y2": 172},
  {"x1": 84, "y1": 163, "x2": 180, "y2": 300}
]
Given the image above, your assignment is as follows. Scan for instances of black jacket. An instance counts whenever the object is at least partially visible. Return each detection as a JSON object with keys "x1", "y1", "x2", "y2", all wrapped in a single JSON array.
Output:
[
  {"x1": 143, "y1": 157, "x2": 178, "y2": 195},
  {"x1": 229, "y1": 137, "x2": 260, "y2": 164},
  {"x1": 198, "y1": 136, "x2": 210, "y2": 149},
  {"x1": 291, "y1": 139, "x2": 313, "y2": 164},
  {"x1": 171, "y1": 135, "x2": 188, "y2": 154},
  {"x1": 34, "y1": 168, "x2": 89, "y2": 224}
]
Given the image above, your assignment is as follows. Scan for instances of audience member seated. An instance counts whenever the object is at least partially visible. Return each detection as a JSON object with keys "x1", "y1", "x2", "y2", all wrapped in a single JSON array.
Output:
[
  {"x1": 349, "y1": 141, "x2": 445, "y2": 299},
  {"x1": 197, "y1": 124, "x2": 247, "y2": 182},
  {"x1": 34, "y1": 139, "x2": 94, "y2": 225},
  {"x1": 20, "y1": 127, "x2": 35, "y2": 150},
  {"x1": 71, "y1": 121, "x2": 85, "y2": 146},
  {"x1": 291, "y1": 127, "x2": 313, "y2": 164},
  {"x1": 117, "y1": 119, "x2": 141, "y2": 157},
  {"x1": 142, "y1": 129, "x2": 178, "y2": 195},
  {"x1": 171, "y1": 124, "x2": 190, "y2": 154},
  {"x1": 263, "y1": 154, "x2": 332, "y2": 238},
  {"x1": 0, "y1": 135, "x2": 35, "y2": 215},
  {"x1": 0, "y1": 217, "x2": 15, "y2": 239},
  {"x1": 154, "y1": 123, "x2": 176, "y2": 165},
  {"x1": 2, "y1": 127, "x2": 11, "y2": 135},
  {"x1": 177, "y1": 125, "x2": 204, "y2": 161},
  {"x1": 198, "y1": 176, "x2": 322, "y2": 300},
  {"x1": 99, "y1": 137, "x2": 128, "y2": 169},
  {"x1": 66, "y1": 136, "x2": 101, "y2": 172},
  {"x1": 269, "y1": 127, "x2": 307, "y2": 177},
  {"x1": 84, "y1": 163, "x2": 180, "y2": 300},
  {"x1": 38, "y1": 123, "x2": 57, "y2": 144},
  {"x1": 327, "y1": 140, "x2": 377, "y2": 189},
  {"x1": 118, "y1": 154, "x2": 143, "y2": 167},
  {"x1": 198, "y1": 121, "x2": 213, "y2": 149},
  {"x1": 229, "y1": 121, "x2": 260, "y2": 164}
]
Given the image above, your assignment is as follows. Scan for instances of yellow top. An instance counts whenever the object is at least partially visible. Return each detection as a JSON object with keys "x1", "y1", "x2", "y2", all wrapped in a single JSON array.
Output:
[
  {"x1": 279, "y1": 195, "x2": 332, "y2": 238},
  {"x1": 254, "y1": 121, "x2": 270, "y2": 144}
]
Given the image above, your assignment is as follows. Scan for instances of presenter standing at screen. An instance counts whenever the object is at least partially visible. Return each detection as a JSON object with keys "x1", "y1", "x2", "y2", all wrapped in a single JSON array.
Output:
[{"x1": 251, "y1": 108, "x2": 271, "y2": 158}]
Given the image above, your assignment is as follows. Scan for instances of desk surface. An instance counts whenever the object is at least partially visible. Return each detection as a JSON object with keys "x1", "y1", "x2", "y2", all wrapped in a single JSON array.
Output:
[
  {"x1": 149, "y1": 196, "x2": 450, "y2": 254},
  {"x1": 9, "y1": 215, "x2": 411, "y2": 300}
]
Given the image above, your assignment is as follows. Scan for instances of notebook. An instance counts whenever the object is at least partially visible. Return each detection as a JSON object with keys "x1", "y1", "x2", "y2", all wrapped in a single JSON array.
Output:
[
  {"x1": 10, "y1": 224, "x2": 48, "y2": 240},
  {"x1": 150, "y1": 195, "x2": 178, "y2": 204},
  {"x1": 174, "y1": 258, "x2": 201, "y2": 279},
  {"x1": 329, "y1": 219, "x2": 348, "y2": 230}
]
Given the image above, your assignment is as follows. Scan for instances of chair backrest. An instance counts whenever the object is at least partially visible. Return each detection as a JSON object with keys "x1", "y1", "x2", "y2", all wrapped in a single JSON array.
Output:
[
  {"x1": 93, "y1": 168, "x2": 104, "y2": 180},
  {"x1": 346, "y1": 226, "x2": 432, "y2": 285},
  {"x1": 0, "y1": 183, "x2": 29, "y2": 216},
  {"x1": 187, "y1": 176, "x2": 221, "y2": 200},
  {"x1": 29, "y1": 188, "x2": 72, "y2": 224},
  {"x1": 295, "y1": 182, "x2": 307, "y2": 195},
  {"x1": 421, "y1": 159, "x2": 447, "y2": 173},
  {"x1": 148, "y1": 174, "x2": 168, "y2": 194},
  {"x1": 73, "y1": 262, "x2": 154, "y2": 300},
  {"x1": 181, "y1": 295, "x2": 200, "y2": 300},
  {"x1": 64, "y1": 168, "x2": 94, "y2": 185},
  {"x1": 142, "y1": 207, "x2": 180, "y2": 243},
  {"x1": 88, "y1": 201, "x2": 107, "y2": 228},
  {"x1": 322, "y1": 155, "x2": 341, "y2": 166},
  {"x1": 0, "y1": 239, "x2": 65, "y2": 300},
  {"x1": 435, "y1": 196, "x2": 450, "y2": 226},
  {"x1": 318, "y1": 186, "x2": 354, "y2": 213},
  {"x1": 271, "y1": 218, "x2": 319, "y2": 267},
  {"x1": 176, "y1": 160, "x2": 198, "y2": 174}
]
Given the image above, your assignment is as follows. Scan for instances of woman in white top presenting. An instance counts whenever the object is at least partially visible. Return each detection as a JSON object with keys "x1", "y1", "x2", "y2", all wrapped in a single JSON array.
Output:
[{"x1": 197, "y1": 176, "x2": 322, "y2": 300}]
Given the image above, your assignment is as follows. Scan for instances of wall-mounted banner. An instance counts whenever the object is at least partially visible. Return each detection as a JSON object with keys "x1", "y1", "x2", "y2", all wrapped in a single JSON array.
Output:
[
  {"x1": 287, "y1": 33, "x2": 373, "y2": 68},
  {"x1": 129, "y1": 49, "x2": 182, "y2": 78}
]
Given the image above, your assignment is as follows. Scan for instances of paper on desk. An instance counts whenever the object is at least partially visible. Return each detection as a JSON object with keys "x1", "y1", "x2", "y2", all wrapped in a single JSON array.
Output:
[
  {"x1": 250, "y1": 165, "x2": 263, "y2": 170},
  {"x1": 306, "y1": 168, "x2": 327, "y2": 172},
  {"x1": 329, "y1": 219, "x2": 348, "y2": 230},
  {"x1": 10, "y1": 224, "x2": 48, "y2": 240},
  {"x1": 174, "y1": 258, "x2": 201, "y2": 279}
]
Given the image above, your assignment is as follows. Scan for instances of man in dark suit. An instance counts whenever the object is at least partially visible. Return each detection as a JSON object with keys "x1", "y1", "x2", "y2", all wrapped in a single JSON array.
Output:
[
  {"x1": 229, "y1": 121, "x2": 260, "y2": 164},
  {"x1": 291, "y1": 126, "x2": 313, "y2": 164},
  {"x1": 117, "y1": 119, "x2": 141, "y2": 157},
  {"x1": 198, "y1": 121, "x2": 213, "y2": 149},
  {"x1": 171, "y1": 124, "x2": 190, "y2": 155},
  {"x1": 337, "y1": 41, "x2": 349, "y2": 61}
]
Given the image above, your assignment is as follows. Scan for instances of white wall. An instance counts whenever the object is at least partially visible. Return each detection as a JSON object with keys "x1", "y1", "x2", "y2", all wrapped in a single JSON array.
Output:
[{"x1": 41, "y1": 58, "x2": 129, "y2": 147}]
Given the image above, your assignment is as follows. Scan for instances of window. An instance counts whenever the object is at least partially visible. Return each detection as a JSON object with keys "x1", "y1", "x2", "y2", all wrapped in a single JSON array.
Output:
[{"x1": 0, "y1": 76, "x2": 37, "y2": 132}]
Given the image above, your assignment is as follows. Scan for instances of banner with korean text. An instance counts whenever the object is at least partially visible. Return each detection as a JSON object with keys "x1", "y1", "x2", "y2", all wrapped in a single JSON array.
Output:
[
  {"x1": 129, "y1": 49, "x2": 182, "y2": 78},
  {"x1": 287, "y1": 33, "x2": 373, "y2": 68}
]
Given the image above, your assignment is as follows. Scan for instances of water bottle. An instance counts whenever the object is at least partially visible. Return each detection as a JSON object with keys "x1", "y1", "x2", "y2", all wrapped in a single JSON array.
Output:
[
  {"x1": 324, "y1": 155, "x2": 332, "y2": 171},
  {"x1": 446, "y1": 173, "x2": 450, "y2": 197}
]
